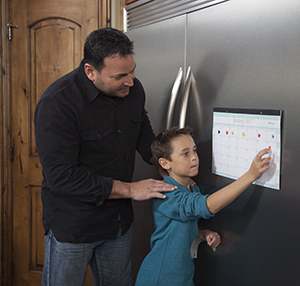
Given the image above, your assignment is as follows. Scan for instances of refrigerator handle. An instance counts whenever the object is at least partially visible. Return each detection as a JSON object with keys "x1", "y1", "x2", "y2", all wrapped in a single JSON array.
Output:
[
  {"x1": 179, "y1": 66, "x2": 192, "y2": 128},
  {"x1": 179, "y1": 66, "x2": 201, "y2": 129},
  {"x1": 166, "y1": 67, "x2": 183, "y2": 129}
]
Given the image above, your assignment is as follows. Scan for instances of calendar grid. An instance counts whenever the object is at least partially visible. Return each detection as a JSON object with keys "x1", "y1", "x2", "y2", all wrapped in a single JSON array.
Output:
[{"x1": 212, "y1": 109, "x2": 281, "y2": 190}]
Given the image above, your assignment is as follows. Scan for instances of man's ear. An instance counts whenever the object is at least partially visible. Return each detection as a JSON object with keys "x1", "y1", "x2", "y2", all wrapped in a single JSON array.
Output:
[
  {"x1": 84, "y1": 63, "x2": 96, "y2": 83},
  {"x1": 158, "y1": 158, "x2": 170, "y2": 170}
]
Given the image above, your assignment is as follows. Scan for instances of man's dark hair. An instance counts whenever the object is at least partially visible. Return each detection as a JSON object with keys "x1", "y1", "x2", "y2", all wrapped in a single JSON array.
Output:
[
  {"x1": 151, "y1": 126, "x2": 194, "y2": 162},
  {"x1": 84, "y1": 28, "x2": 134, "y2": 71}
]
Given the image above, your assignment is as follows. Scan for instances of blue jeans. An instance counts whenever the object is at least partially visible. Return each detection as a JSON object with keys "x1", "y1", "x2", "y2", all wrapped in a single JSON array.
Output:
[{"x1": 42, "y1": 224, "x2": 132, "y2": 286}]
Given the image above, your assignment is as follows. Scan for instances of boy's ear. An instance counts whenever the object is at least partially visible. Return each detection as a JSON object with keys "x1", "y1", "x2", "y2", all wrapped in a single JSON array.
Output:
[{"x1": 158, "y1": 158, "x2": 170, "y2": 170}]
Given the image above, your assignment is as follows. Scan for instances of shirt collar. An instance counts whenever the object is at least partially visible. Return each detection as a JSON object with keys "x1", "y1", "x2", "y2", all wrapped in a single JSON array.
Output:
[
  {"x1": 77, "y1": 60, "x2": 103, "y2": 104},
  {"x1": 163, "y1": 176, "x2": 193, "y2": 192}
]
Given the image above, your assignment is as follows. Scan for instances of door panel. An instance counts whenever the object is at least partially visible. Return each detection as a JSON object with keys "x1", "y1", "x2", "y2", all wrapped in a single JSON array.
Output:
[
  {"x1": 186, "y1": 1, "x2": 300, "y2": 285},
  {"x1": 126, "y1": 15, "x2": 186, "y2": 284},
  {"x1": 29, "y1": 18, "x2": 82, "y2": 157},
  {"x1": 10, "y1": 0, "x2": 100, "y2": 285}
]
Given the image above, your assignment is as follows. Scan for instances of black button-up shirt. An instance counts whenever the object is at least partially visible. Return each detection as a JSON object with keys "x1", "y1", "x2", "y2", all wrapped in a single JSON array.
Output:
[{"x1": 34, "y1": 60, "x2": 155, "y2": 243}]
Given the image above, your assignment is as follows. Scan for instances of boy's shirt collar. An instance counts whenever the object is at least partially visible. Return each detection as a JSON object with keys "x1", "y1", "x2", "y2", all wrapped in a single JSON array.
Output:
[{"x1": 163, "y1": 176, "x2": 195, "y2": 192}]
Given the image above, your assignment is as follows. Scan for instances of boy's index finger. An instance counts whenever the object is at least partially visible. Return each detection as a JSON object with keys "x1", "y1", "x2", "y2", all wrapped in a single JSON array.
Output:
[{"x1": 258, "y1": 148, "x2": 271, "y2": 158}]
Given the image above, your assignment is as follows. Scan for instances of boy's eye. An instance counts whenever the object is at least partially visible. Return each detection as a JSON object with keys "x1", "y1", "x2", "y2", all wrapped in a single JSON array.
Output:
[{"x1": 183, "y1": 152, "x2": 188, "y2": 156}]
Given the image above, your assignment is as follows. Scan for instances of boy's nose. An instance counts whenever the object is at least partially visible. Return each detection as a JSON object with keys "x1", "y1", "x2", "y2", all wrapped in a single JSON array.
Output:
[{"x1": 192, "y1": 153, "x2": 198, "y2": 161}]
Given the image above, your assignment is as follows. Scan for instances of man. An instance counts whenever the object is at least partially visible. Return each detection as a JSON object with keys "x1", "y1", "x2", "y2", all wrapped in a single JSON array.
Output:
[{"x1": 34, "y1": 28, "x2": 176, "y2": 286}]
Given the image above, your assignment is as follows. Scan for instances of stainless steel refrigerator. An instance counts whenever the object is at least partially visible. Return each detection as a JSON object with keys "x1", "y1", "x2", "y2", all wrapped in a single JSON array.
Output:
[{"x1": 127, "y1": 0, "x2": 300, "y2": 285}]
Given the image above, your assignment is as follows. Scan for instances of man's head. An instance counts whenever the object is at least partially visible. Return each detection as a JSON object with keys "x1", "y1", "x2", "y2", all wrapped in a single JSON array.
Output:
[
  {"x1": 84, "y1": 28, "x2": 134, "y2": 71},
  {"x1": 84, "y1": 28, "x2": 136, "y2": 98},
  {"x1": 151, "y1": 126, "x2": 199, "y2": 182}
]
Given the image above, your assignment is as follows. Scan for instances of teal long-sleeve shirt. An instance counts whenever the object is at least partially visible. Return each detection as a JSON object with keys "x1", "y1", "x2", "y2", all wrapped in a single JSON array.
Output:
[{"x1": 135, "y1": 176, "x2": 214, "y2": 286}]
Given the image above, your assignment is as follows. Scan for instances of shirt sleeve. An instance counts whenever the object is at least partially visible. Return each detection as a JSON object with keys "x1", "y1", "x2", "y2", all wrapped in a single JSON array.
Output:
[
  {"x1": 153, "y1": 188, "x2": 215, "y2": 221},
  {"x1": 34, "y1": 96, "x2": 112, "y2": 206},
  {"x1": 131, "y1": 78, "x2": 155, "y2": 164},
  {"x1": 136, "y1": 110, "x2": 155, "y2": 164}
]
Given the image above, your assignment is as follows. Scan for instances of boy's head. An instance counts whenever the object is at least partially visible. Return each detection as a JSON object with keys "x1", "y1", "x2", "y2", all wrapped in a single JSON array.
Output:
[
  {"x1": 151, "y1": 127, "x2": 199, "y2": 183},
  {"x1": 152, "y1": 125, "x2": 200, "y2": 174},
  {"x1": 151, "y1": 126, "x2": 194, "y2": 163}
]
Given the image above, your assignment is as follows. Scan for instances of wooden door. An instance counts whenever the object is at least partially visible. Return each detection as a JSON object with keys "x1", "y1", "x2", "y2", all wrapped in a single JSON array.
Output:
[{"x1": 7, "y1": 0, "x2": 103, "y2": 285}]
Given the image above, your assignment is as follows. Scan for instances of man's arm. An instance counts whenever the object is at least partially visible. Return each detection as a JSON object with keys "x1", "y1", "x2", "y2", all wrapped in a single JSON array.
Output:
[{"x1": 109, "y1": 179, "x2": 177, "y2": 200}]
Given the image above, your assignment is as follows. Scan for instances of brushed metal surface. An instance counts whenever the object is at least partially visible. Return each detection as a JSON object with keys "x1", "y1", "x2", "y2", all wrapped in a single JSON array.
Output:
[
  {"x1": 126, "y1": 15, "x2": 186, "y2": 284},
  {"x1": 127, "y1": 0, "x2": 300, "y2": 284},
  {"x1": 187, "y1": 0, "x2": 300, "y2": 285}
]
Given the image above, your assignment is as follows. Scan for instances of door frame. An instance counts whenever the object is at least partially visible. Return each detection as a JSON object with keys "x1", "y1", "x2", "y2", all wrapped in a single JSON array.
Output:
[
  {"x1": 1, "y1": 0, "x2": 13, "y2": 284},
  {"x1": 1, "y1": 1, "x2": 126, "y2": 284}
]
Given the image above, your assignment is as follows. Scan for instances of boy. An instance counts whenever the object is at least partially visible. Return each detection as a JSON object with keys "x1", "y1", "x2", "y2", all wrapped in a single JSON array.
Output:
[{"x1": 135, "y1": 126, "x2": 270, "y2": 286}]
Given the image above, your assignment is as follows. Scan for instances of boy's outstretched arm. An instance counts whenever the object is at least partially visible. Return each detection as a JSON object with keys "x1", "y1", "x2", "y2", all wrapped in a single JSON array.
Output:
[{"x1": 206, "y1": 148, "x2": 271, "y2": 214}]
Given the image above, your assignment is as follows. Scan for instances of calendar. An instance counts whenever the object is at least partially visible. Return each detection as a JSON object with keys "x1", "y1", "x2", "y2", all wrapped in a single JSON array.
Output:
[{"x1": 212, "y1": 108, "x2": 282, "y2": 190}]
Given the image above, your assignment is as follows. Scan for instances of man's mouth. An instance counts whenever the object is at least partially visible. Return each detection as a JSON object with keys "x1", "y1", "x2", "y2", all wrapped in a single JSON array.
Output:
[{"x1": 119, "y1": 87, "x2": 129, "y2": 93}]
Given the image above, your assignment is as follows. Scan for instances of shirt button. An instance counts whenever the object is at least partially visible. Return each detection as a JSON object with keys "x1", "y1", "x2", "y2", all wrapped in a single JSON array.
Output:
[
  {"x1": 118, "y1": 129, "x2": 122, "y2": 134},
  {"x1": 97, "y1": 134, "x2": 101, "y2": 139}
]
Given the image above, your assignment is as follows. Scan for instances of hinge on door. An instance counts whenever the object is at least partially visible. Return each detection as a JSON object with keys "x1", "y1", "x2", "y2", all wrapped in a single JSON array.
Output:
[
  {"x1": 10, "y1": 262, "x2": 14, "y2": 279},
  {"x1": 10, "y1": 147, "x2": 14, "y2": 162},
  {"x1": 7, "y1": 21, "x2": 19, "y2": 41}
]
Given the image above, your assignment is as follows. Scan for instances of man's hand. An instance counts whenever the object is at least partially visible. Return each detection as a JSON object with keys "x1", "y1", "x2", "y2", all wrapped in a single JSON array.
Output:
[
  {"x1": 127, "y1": 179, "x2": 177, "y2": 200},
  {"x1": 110, "y1": 179, "x2": 177, "y2": 200}
]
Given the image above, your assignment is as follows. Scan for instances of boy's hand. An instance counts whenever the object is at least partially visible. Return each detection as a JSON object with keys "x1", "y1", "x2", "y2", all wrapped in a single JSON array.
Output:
[
  {"x1": 248, "y1": 148, "x2": 271, "y2": 181},
  {"x1": 206, "y1": 148, "x2": 272, "y2": 215},
  {"x1": 202, "y1": 229, "x2": 221, "y2": 248}
]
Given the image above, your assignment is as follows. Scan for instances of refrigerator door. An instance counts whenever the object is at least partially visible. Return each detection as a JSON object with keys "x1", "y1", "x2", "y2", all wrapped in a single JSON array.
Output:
[
  {"x1": 126, "y1": 15, "x2": 186, "y2": 283},
  {"x1": 187, "y1": 0, "x2": 300, "y2": 285}
]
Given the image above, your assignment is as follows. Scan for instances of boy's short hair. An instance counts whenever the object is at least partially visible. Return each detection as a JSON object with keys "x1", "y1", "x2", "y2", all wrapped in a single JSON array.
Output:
[{"x1": 151, "y1": 126, "x2": 193, "y2": 162}]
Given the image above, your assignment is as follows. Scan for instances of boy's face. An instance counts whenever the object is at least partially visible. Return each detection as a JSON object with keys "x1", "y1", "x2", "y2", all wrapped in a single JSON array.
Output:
[{"x1": 162, "y1": 134, "x2": 199, "y2": 187}]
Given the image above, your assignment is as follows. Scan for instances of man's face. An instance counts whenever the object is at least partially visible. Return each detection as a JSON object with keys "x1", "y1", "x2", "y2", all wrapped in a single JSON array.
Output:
[{"x1": 85, "y1": 54, "x2": 136, "y2": 97}]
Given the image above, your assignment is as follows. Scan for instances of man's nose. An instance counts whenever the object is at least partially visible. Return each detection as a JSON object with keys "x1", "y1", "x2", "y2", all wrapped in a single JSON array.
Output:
[
  {"x1": 124, "y1": 74, "x2": 135, "y2": 87},
  {"x1": 124, "y1": 72, "x2": 135, "y2": 86}
]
